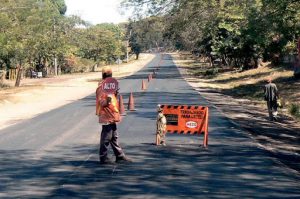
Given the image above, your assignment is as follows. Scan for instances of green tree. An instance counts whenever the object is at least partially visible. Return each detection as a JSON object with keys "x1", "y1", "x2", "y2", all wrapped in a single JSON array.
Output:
[
  {"x1": 50, "y1": 0, "x2": 67, "y2": 15},
  {"x1": 0, "y1": 0, "x2": 70, "y2": 85},
  {"x1": 122, "y1": 0, "x2": 300, "y2": 68},
  {"x1": 126, "y1": 17, "x2": 166, "y2": 59},
  {"x1": 75, "y1": 24, "x2": 125, "y2": 64}
]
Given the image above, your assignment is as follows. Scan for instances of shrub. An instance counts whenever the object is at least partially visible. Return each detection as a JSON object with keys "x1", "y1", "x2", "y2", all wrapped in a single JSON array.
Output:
[
  {"x1": 204, "y1": 68, "x2": 219, "y2": 76},
  {"x1": 61, "y1": 56, "x2": 95, "y2": 74},
  {"x1": 0, "y1": 82, "x2": 9, "y2": 88},
  {"x1": 289, "y1": 103, "x2": 300, "y2": 119}
]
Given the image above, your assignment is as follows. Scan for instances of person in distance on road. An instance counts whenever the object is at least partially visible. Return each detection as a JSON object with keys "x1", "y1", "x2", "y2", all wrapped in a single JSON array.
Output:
[
  {"x1": 96, "y1": 66, "x2": 132, "y2": 164},
  {"x1": 264, "y1": 77, "x2": 279, "y2": 121}
]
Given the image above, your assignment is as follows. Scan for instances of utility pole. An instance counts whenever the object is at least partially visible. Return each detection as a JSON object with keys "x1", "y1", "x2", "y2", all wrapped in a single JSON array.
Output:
[
  {"x1": 54, "y1": 56, "x2": 58, "y2": 76},
  {"x1": 126, "y1": 40, "x2": 129, "y2": 63},
  {"x1": 53, "y1": 17, "x2": 58, "y2": 76}
]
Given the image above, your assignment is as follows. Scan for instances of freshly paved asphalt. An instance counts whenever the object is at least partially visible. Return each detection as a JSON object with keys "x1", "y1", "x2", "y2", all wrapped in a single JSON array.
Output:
[{"x1": 0, "y1": 54, "x2": 299, "y2": 198}]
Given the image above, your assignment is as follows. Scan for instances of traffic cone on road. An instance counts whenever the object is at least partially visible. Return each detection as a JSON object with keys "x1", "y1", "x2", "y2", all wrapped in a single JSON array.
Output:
[
  {"x1": 127, "y1": 92, "x2": 136, "y2": 111},
  {"x1": 142, "y1": 80, "x2": 147, "y2": 90},
  {"x1": 118, "y1": 94, "x2": 126, "y2": 116}
]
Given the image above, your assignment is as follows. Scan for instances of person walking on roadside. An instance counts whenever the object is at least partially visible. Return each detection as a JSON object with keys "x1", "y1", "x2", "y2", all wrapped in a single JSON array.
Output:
[
  {"x1": 96, "y1": 66, "x2": 132, "y2": 164},
  {"x1": 264, "y1": 77, "x2": 279, "y2": 121}
]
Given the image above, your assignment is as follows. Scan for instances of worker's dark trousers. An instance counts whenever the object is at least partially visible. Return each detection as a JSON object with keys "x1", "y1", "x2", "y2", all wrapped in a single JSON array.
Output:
[
  {"x1": 267, "y1": 100, "x2": 278, "y2": 120},
  {"x1": 99, "y1": 123, "x2": 124, "y2": 161}
]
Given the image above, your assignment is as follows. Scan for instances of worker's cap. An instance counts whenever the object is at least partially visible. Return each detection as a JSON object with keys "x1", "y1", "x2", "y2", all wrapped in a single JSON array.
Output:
[
  {"x1": 157, "y1": 104, "x2": 163, "y2": 112},
  {"x1": 102, "y1": 66, "x2": 112, "y2": 75}
]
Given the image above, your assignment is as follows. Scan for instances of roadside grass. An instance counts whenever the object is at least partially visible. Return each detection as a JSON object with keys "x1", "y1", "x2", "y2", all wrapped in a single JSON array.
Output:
[
  {"x1": 174, "y1": 52, "x2": 300, "y2": 120},
  {"x1": 87, "y1": 78, "x2": 99, "y2": 83},
  {"x1": 289, "y1": 103, "x2": 300, "y2": 119},
  {"x1": 0, "y1": 85, "x2": 43, "y2": 104},
  {"x1": 0, "y1": 82, "x2": 10, "y2": 89}
]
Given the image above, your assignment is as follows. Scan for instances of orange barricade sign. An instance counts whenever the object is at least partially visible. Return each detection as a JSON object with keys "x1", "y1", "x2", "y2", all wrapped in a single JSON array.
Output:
[{"x1": 161, "y1": 105, "x2": 209, "y2": 147}]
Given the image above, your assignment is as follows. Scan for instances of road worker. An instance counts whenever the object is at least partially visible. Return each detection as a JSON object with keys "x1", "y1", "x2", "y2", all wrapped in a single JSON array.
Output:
[
  {"x1": 96, "y1": 66, "x2": 132, "y2": 164},
  {"x1": 264, "y1": 77, "x2": 279, "y2": 121}
]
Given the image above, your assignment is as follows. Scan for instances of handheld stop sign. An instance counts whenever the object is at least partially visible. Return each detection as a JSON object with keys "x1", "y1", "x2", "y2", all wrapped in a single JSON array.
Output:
[{"x1": 101, "y1": 77, "x2": 119, "y2": 94}]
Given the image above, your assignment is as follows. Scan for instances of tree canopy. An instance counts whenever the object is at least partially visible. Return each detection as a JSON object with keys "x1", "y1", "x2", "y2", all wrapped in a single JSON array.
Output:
[
  {"x1": 122, "y1": 0, "x2": 300, "y2": 68},
  {"x1": 1, "y1": 0, "x2": 299, "y2": 87},
  {"x1": 0, "y1": 0, "x2": 128, "y2": 86}
]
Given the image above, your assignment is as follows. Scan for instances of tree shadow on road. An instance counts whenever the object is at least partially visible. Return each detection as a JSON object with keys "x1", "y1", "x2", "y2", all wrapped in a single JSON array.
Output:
[{"x1": 1, "y1": 136, "x2": 300, "y2": 198}]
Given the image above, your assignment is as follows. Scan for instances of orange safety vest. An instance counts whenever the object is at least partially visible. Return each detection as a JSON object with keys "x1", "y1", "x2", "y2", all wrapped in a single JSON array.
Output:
[{"x1": 96, "y1": 80, "x2": 120, "y2": 123}]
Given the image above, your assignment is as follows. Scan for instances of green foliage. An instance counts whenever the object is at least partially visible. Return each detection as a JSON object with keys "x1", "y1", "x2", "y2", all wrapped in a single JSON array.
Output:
[
  {"x1": 205, "y1": 68, "x2": 219, "y2": 77},
  {"x1": 0, "y1": 0, "x2": 128, "y2": 85},
  {"x1": 126, "y1": 16, "x2": 167, "y2": 58},
  {"x1": 50, "y1": 0, "x2": 67, "y2": 15},
  {"x1": 289, "y1": 103, "x2": 300, "y2": 119},
  {"x1": 122, "y1": 0, "x2": 300, "y2": 68},
  {"x1": 61, "y1": 55, "x2": 95, "y2": 73},
  {"x1": 74, "y1": 24, "x2": 124, "y2": 63}
]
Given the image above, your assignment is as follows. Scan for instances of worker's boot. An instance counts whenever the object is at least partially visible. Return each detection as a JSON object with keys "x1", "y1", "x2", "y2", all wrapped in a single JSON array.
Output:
[{"x1": 115, "y1": 156, "x2": 133, "y2": 163}]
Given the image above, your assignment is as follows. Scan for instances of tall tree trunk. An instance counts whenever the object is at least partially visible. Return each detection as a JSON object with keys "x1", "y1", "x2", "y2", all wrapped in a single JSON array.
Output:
[
  {"x1": 0, "y1": 70, "x2": 5, "y2": 84},
  {"x1": 54, "y1": 56, "x2": 58, "y2": 76},
  {"x1": 209, "y1": 56, "x2": 213, "y2": 67},
  {"x1": 15, "y1": 63, "x2": 23, "y2": 87},
  {"x1": 43, "y1": 58, "x2": 48, "y2": 77},
  {"x1": 223, "y1": 54, "x2": 229, "y2": 66}
]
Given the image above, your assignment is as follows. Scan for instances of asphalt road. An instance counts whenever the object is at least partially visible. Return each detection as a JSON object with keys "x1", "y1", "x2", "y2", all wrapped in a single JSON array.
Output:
[{"x1": 0, "y1": 54, "x2": 299, "y2": 198}]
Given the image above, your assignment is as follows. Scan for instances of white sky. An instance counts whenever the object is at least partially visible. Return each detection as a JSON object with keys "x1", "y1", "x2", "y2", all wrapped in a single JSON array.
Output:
[{"x1": 65, "y1": 0, "x2": 130, "y2": 24}]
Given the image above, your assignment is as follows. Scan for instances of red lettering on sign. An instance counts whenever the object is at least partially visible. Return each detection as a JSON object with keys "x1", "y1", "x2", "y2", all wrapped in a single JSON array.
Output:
[{"x1": 186, "y1": 121, "x2": 198, "y2": 128}]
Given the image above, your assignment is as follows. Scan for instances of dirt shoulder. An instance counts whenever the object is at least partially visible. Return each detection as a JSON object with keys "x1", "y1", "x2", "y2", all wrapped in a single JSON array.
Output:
[
  {"x1": 0, "y1": 53, "x2": 155, "y2": 130},
  {"x1": 172, "y1": 52, "x2": 300, "y2": 173}
]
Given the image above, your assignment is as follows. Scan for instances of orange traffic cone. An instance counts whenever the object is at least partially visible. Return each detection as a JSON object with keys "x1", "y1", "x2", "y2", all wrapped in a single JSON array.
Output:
[
  {"x1": 127, "y1": 92, "x2": 136, "y2": 111},
  {"x1": 118, "y1": 94, "x2": 126, "y2": 116},
  {"x1": 142, "y1": 80, "x2": 147, "y2": 90}
]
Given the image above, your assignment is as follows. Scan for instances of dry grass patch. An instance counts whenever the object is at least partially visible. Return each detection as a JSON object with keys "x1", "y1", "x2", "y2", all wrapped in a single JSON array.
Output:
[
  {"x1": 0, "y1": 85, "x2": 43, "y2": 103},
  {"x1": 174, "y1": 52, "x2": 300, "y2": 119}
]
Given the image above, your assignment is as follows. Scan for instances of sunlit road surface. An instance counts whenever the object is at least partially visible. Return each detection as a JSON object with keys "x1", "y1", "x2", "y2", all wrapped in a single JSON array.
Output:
[{"x1": 0, "y1": 54, "x2": 299, "y2": 198}]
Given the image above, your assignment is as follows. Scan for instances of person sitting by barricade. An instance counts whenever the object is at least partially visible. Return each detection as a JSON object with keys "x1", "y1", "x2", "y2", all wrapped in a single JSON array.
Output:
[{"x1": 156, "y1": 104, "x2": 167, "y2": 146}]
